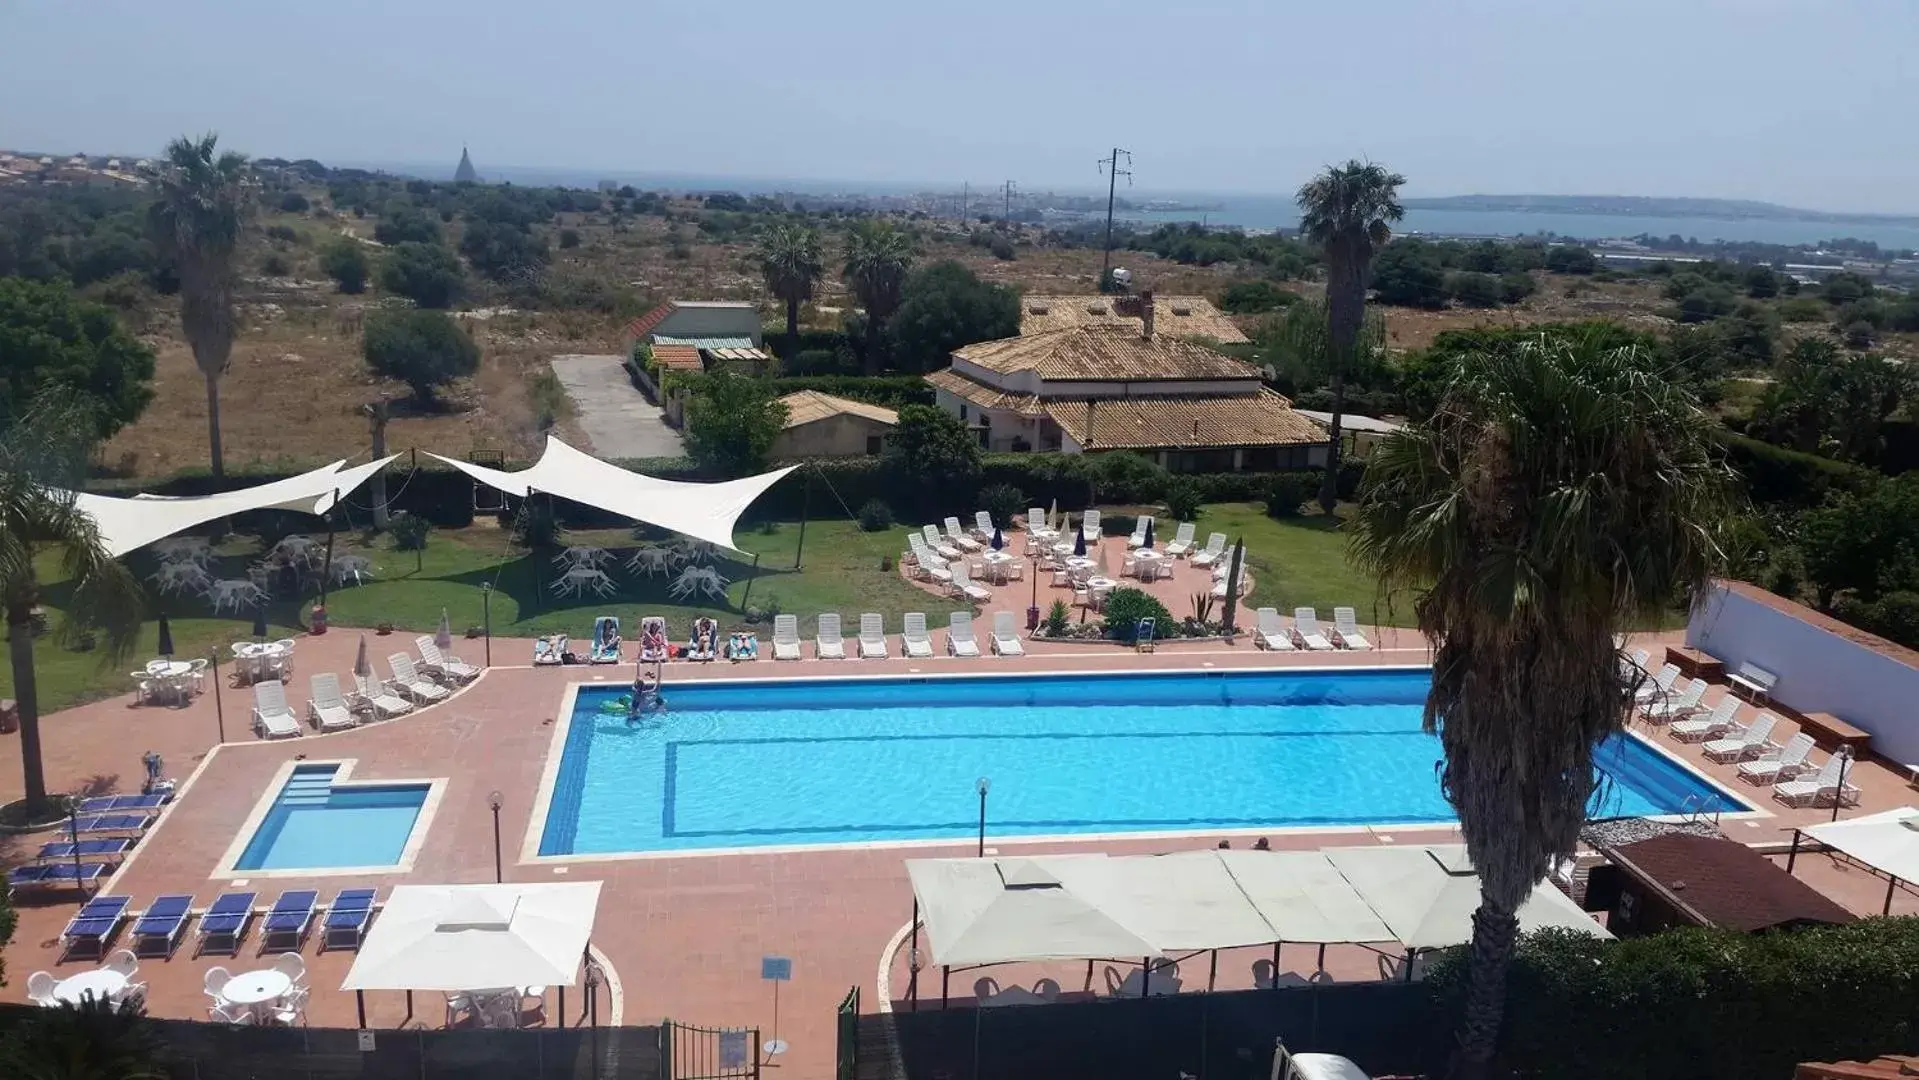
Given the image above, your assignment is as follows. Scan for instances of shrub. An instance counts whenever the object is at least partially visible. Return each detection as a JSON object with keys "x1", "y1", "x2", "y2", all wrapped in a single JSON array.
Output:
[
  {"x1": 265, "y1": 224, "x2": 300, "y2": 245},
  {"x1": 387, "y1": 511, "x2": 431, "y2": 551},
  {"x1": 1264, "y1": 472, "x2": 1317, "y2": 517},
  {"x1": 1776, "y1": 296, "x2": 1828, "y2": 323},
  {"x1": 1843, "y1": 319, "x2": 1878, "y2": 349},
  {"x1": 1721, "y1": 431, "x2": 1872, "y2": 508},
  {"x1": 1445, "y1": 271, "x2": 1503, "y2": 308},
  {"x1": 1044, "y1": 599, "x2": 1071, "y2": 636},
  {"x1": 277, "y1": 191, "x2": 310, "y2": 213},
  {"x1": 319, "y1": 239, "x2": 370, "y2": 294},
  {"x1": 558, "y1": 228, "x2": 581, "y2": 249},
  {"x1": 362, "y1": 308, "x2": 480, "y2": 406},
  {"x1": 1543, "y1": 244, "x2": 1597, "y2": 274},
  {"x1": 259, "y1": 253, "x2": 290, "y2": 277},
  {"x1": 1101, "y1": 588, "x2": 1174, "y2": 642},
  {"x1": 1099, "y1": 513, "x2": 1137, "y2": 537},
  {"x1": 1499, "y1": 271, "x2": 1537, "y2": 303},
  {"x1": 378, "y1": 242, "x2": 464, "y2": 308},
  {"x1": 976, "y1": 483, "x2": 1025, "y2": 529},
  {"x1": 1162, "y1": 477, "x2": 1202, "y2": 521},
  {"x1": 856, "y1": 498, "x2": 894, "y2": 532},
  {"x1": 1088, "y1": 451, "x2": 1170, "y2": 503},
  {"x1": 1218, "y1": 279, "x2": 1296, "y2": 314}
]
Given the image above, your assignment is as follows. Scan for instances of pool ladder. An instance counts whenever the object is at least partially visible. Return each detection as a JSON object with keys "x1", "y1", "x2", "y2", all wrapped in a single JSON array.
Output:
[{"x1": 1679, "y1": 793, "x2": 1722, "y2": 829}]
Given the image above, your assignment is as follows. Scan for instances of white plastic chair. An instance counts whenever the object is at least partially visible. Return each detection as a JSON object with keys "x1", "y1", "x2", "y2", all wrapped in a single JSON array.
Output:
[
  {"x1": 1332, "y1": 607, "x2": 1372, "y2": 650},
  {"x1": 1163, "y1": 522, "x2": 1197, "y2": 557},
  {"x1": 27, "y1": 971, "x2": 56, "y2": 1006},
  {"x1": 990, "y1": 611, "x2": 1025, "y2": 656},
  {"x1": 1293, "y1": 608, "x2": 1335, "y2": 651},
  {"x1": 1255, "y1": 608, "x2": 1295, "y2": 651},
  {"x1": 273, "y1": 951, "x2": 306, "y2": 984},
  {"x1": 947, "y1": 612, "x2": 980, "y2": 657},
  {"x1": 1128, "y1": 515, "x2": 1153, "y2": 549},
  {"x1": 858, "y1": 613, "x2": 889, "y2": 659},
  {"x1": 815, "y1": 614, "x2": 846, "y2": 660},
  {"x1": 1704, "y1": 714, "x2": 1778, "y2": 763},
  {"x1": 772, "y1": 615, "x2": 801, "y2": 661},
  {"x1": 944, "y1": 517, "x2": 983, "y2": 552},
  {"x1": 307, "y1": 673, "x2": 357, "y2": 732},
  {"x1": 1191, "y1": 532, "x2": 1228, "y2": 568},
  {"x1": 902, "y1": 613, "x2": 934, "y2": 658},
  {"x1": 104, "y1": 948, "x2": 139, "y2": 979},
  {"x1": 387, "y1": 654, "x2": 450, "y2": 703},
  {"x1": 1739, "y1": 732, "x2": 1815, "y2": 784},
  {"x1": 204, "y1": 965, "x2": 232, "y2": 1005},
  {"x1": 250, "y1": 681, "x2": 301, "y2": 739}
]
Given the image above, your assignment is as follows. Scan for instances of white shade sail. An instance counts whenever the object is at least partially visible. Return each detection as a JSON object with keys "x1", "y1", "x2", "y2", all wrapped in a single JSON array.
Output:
[
  {"x1": 67, "y1": 455, "x2": 398, "y2": 558},
  {"x1": 1214, "y1": 849, "x2": 1394, "y2": 944},
  {"x1": 1058, "y1": 851, "x2": 1300, "y2": 952},
  {"x1": 341, "y1": 882, "x2": 602, "y2": 992},
  {"x1": 907, "y1": 856, "x2": 1161, "y2": 967},
  {"x1": 425, "y1": 437, "x2": 796, "y2": 552},
  {"x1": 1322, "y1": 845, "x2": 1611, "y2": 951},
  {"x1": 1803, "y1": 806, "x2": 1919, "y2": 885}
]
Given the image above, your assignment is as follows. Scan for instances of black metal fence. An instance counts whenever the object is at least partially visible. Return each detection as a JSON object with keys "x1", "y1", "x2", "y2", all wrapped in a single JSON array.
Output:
[
  {"x1": 866, "y1": 982, "x2": 1444, "y2": 1080},
  {"x1": 835, "y1": 986, "x2": 861, "y2": 1080}
]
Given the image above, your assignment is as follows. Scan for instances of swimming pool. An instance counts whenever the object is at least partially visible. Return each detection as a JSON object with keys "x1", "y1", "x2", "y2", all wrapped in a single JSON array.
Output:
[
  {"x1": 234, "y1": 764, "x2": 431, "y2": 871},
  {"x1": 536, "y1": 669, "x2": 1749, "y2": 856}
]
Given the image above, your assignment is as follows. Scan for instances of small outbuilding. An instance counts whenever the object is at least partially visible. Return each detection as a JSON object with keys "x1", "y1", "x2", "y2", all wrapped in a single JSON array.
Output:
[{"x1": 1595, "y1": 833, "x2": 1855, "y2": 935}]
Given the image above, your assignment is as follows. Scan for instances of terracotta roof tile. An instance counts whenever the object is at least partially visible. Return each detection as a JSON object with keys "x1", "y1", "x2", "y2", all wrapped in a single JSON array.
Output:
[
  {"x1": 650, "y1": 344, "x2": 704, "y2": 371},
  {"x1": 955, "y1": 325, "x2": 1260, "y2": 381},
  {"x1": 621, "y1": 301, "x2": 678, "y2": 343},
  {"x1": 924, "y1": 368, "x2": 1045, "y2": 417},
  {"x1": 1602, "y1": 833, "x2": 1856, "y2": 933},
  {"x1": 1021, "y1": 294, "x2": 1249, "y2": 344},
  {"x1": 1045, "y1": 390, "x2": 1324, "y2": 451},
  {"x1": 777, "y1": 390, "x2": 899, "y2": 428}
]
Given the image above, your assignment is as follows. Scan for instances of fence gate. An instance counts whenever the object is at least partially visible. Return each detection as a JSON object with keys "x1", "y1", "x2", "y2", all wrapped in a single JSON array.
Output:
[
  {"x1": 835, "y1": 986, "x2": 861, "y2": 1080},
  {"x1": 661, "y1": 1019, "x2": 761, "y2": 1080},
  {"x1": 469, "y1": 449, "x2": 507, "y2": 512}
]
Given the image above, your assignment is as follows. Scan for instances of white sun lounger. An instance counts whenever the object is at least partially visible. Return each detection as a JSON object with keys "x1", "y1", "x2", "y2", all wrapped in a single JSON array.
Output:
[
  {"x1": 973, "y1": 511, "x2": 995, "y2": 540},
  {"x1": 902, "y1": 613, "x2": 935, "y2": 658},
  {"x1": 815, "y1": 614, "x2": 846, "y2": 659},
  {"x1": 990, "y1": 611, "x2": 1024, "y2": 656},
  {"x1": 1293, "y1": 608, "x2": 1335, "y2": 651},
  {"x1": 386, "y1": 654, "x2": 449, "y2": 704},
  {"x1": 771, "y1": 614, "x2": 801, "y2": 661},
  {"x1": 1773, "y1": 752, "x2": 1861, "y2": 808},
  {"x1": 1191, "y1": 532, "x2": 1227, "y2": 568},
  {"x1": 951, "y1": 562, "x2": 992, "y2": 603},
  {"x1": 1633, "y1": 664, "x2": 1680, "y2": 702},
  {"x1": 306, "y1": 673, "x2": 357, "y2": 732},
  {"x1": 922, "y1": 525, "x2": 961, "y2": 561},
  {"x1": 1163, "y1": 522, "x2": 1196, "y2": 558},
  {"x1": 859, "y1": 613, "x2": 889, "y2": 659},
  {"x1": 413, "y1": 636, "x2": 480, "y2": 684},
  {"x1": 1127, "y1": 515, "x2": 1153, "y2": 549},
  {"x1": 944, "y1": 517, "x2": 983, "y2": 552},
  {"x1": 352, "y1": 673, "x2": 412, "y2": 719},
  {"x1": 251, "y1": 680, "x2": 301, "y2": 739},
  {"x1": 1255, "y1": 608, "x2": 1295, "y2": 651},
  {"x1": 1081, "y1": 509, "x2": 1101, "y2": 535},
  {"x1": 1642, "y1": 681, "x2": 1704, "y2": 723},
  {"x1": 1331, "y1": 607, "x2": 1372, "y2": 650},
  {"x1": 1703, "y1": 713, "x2": 1778, "y2": 763},
  {"x1": 1668, "y1": 695, "x2": 1739, "y2": 741},
  {"x1": 1738, "y1": 732, "x2": 1814, "y2": 784},
  {"x1": 1025, "y1": 508, "x2": 1055, "y2": 539},
  {"x1": 947, "y1": 612, "x2": 980, "y2": 657}
]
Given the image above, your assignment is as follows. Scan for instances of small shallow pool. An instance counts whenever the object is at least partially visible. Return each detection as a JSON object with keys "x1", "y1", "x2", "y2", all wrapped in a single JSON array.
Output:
[
  {"x1": 235, "y1": 764, "x2": 429, "y2": 871},
  {"x1": 537, "y1": 668, "x2": 1750, "y2": 856}
]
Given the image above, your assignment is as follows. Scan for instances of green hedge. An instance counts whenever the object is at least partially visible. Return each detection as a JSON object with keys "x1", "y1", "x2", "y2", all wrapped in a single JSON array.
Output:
[
  {"x1": 91, "y1": 452, "x2": 1350, "y2": 534},
  {"x1": 1721, "y1": 432, "x2": 1873, "y2": 508},
  {"x1": 1425, "y1": 921, "x2": 1919, "y2": 1080}
]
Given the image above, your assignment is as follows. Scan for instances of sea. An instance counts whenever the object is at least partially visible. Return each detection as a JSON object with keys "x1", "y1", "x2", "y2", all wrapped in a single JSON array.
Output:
[{"x1": 344, "y1": 160, "x2": 1919, "y2": 250}]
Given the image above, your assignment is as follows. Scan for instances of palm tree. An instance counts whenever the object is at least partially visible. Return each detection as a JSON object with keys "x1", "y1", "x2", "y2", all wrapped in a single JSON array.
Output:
[
  {"x1": 840, "y1": 220, "x2": 915, "y2": 374},
  {"x1": 1348, "y1": 331, "x2": 1731, "y2": 1079},
  {"x1": 756, "y1": 223, "x2": 826, "y2": 338},
  {"x1": 1, "y1": 393, "x2": 144, "y2": 813},
  {"x1": 1297, "y1": 160, "x2": 1405, "y2": 514},
  {"x1": 0, "y1": 994, "x2": 165, "y2": 1080},
  {"x1": 149, "y1": 133, "x2": 251, "y2": 478}
]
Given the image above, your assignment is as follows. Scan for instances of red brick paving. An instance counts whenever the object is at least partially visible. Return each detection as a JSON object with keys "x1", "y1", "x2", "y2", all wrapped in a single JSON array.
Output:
[{"x1": 2, "y1": 623, "x2": 1915, "y2": 1080}]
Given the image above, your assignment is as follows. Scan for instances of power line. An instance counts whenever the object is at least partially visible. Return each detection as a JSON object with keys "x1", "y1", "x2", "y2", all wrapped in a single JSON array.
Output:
[{"x1": 1097, "y1": 148, "x2": 1133, "y2": 287}]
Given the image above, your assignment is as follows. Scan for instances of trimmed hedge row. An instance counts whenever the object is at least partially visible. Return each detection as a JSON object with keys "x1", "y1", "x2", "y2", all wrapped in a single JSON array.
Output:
[
  {"x1": 1425, "y1": 921, "x2": 1919, "y2": 1080},
  {"x1": 1721, "y1": 431, "x2": 1873, "y2": 508},
  {"x1": 89, "y1": 452, "x2": 1347, "y2": 534}
]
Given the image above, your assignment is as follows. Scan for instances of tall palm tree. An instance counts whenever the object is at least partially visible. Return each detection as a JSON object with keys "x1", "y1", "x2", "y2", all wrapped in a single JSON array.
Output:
[
  {"x1": 149, "y1": 133, "x2": 251, "y2": 478},
  {"x1": 0, "y1": 994, "x2": 165, "y2": 1080},
  {"x1": 840, "y1": 220, "x2": 915, "y2": 374},
  {"x1": 756, "y1": 223, "x2": 825, "y2": 338},
  {"x1": 1348, "y1": 331, "x2": 1731, "y2": 1079},
  {"x1": 1297, "y1": 160, "x2": 1405, "y2": 514},
  {"x1": 1, "y1": 394, "x2": 144, "y2": 812}
]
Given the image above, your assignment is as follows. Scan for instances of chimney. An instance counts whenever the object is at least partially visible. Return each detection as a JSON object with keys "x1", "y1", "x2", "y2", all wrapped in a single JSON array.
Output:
[{"x1": 1140, "y1": 290, "x2": 1155, "y2": 339}]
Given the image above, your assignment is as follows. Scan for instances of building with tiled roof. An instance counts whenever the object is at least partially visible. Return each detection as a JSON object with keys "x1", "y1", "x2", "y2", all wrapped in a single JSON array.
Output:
[
  {"x1": 620, "y1": 300, "x2": 763, "y2": 357},
  {"x1": 771, "y1": 391, "x2": 898, "y2": 458},
  {"x1": 1597, "y1": 833, "x2": 1855, "y2": 935},
  {"x1": 1020, "y1": 293, "x2": 1249, "y2": 344},
  {"x1": 925, "y1": 293, "x2": 1327, "y2": 471}
]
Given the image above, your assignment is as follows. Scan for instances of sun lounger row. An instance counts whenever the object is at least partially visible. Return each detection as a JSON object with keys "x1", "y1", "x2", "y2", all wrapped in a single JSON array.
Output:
[
  {"x1": 251, "y1": 639, "x2": 476, "y2": 739},
  {"x1": 56, "y1": 887, "x2": 379, "y2": 962},
  {"x1": 1252, "y1": 607, "x2": 1372, "y2": 651},
  {"x1": 768, "y1": 611, "x2": 1023, "y2": 659},
  {"x1": 1631, "y1": 665, "x2": 1866, "y2": 809}
]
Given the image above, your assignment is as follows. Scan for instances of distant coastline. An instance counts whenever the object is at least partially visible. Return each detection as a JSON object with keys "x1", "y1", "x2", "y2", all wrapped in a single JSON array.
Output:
[{"x1": 1400, "y1": 194, "x2": 1919, "y2": 227}]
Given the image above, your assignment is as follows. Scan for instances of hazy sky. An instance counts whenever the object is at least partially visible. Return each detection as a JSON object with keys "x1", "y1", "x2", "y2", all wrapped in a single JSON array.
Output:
[{"x1": 4, "y1": 0, "x2": 1915, "y2": 211}]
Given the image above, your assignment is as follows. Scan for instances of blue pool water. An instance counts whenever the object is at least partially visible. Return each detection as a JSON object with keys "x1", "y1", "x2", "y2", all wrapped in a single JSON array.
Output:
[
  {"x1": 234, "y1": 764, "x2": 429, "y2": 870},
  {"x1": 537, "y1": 670, "x2": 1748, "y2": 856}
]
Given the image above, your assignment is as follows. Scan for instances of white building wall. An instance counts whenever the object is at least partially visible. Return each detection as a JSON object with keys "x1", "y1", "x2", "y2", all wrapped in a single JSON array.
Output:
[{"x1": 1687, "y1": 582, "x2": 1919, "y2": 765}]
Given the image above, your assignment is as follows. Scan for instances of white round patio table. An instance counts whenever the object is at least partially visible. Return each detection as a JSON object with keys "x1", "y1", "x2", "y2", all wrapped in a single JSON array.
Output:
[
  {"x1": 1065, "y1": 557, "x2": 1096, "y2": 573},
  {"x1": 145, "y1": 660, "x2": 192, "y2": 679},
  {"x1": 54, "y1": 969, "x2": 127, "y2": 1005},
  {"x1": 222, "y1": 969, "x2": 293, "y2": 1014},
  {"x1": 1132, "y1": 550, "x2": 1166, "y2": 579}
]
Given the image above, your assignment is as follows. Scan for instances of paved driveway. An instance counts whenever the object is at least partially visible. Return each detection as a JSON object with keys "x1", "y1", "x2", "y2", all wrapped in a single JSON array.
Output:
[{"x1": 548, "y1": 354, "x2": 684, "y2": 459}]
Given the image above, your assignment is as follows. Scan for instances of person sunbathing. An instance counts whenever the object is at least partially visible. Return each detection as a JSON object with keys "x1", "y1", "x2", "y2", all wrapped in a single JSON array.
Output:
[
  {"x1": 638, "y1": 623, "x2": 669, "y2": 662},
  {"x1": 688, "y1": 617, "x2": 718, "y2": 661},
  {"x1": 725, "y1": 631, "x2": 758, "y2": 661}
]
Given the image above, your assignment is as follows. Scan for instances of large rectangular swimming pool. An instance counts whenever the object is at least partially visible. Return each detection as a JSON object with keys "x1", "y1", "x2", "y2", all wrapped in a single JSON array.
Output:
[{"x1": 536, "y1": 669, "x2": 1748, "y2": 856}]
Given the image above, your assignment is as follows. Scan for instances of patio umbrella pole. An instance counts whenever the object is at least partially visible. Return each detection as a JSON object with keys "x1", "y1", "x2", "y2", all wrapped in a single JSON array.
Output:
[
  {"x1": 794, "y1": 469, "x2": 811, "y2": 570},
  {"x1": 210, "y1": 649, "x2": 225, "y2": 744},
  {"x1": 1887, "y1": 874, "x2": 1900, "y2": 916},
  {"x1": 942, "y1": 965, "x2": 949, "y2": 1009},
  {"x1": 559, "y1": 984, "x2": 565, "y2": 1029},
  {"x1": 1270, "y1": 942, "x2": 1280, "y2": 987},
  {"x1": 1208, "y1": 950, "x2": 1216, "y2": 991},
  {"x1": 404, "y1": 990, "x2": 412, "y2": 1025},
  {"x1": 1140, "y1": 955, "x2": 1149, "y2": 998},
  {"x1": 357, "y1": 989, "x2": 366, "y2": 1028},
  {"x1": 738, "y1": 553, "x2": 762, "y2": 614},
  {"x1": 1786, "y1": 829, "x2": 1801, "y2": 873},
  {"x1": 318, "y1": 487, "x2": 339, "y2": 611}
]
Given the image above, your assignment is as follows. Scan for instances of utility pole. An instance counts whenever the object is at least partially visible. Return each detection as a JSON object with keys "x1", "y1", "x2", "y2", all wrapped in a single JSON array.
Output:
[
  {"x1": 1001, "y1": 180, "x2": 1017, "y2": 221},
  {"x1": 960, "y1": 181, "x2": 969, "y2": 220},
  {"x1": 1097, "y1": 148, "x2": 1132, "y2": 289}
]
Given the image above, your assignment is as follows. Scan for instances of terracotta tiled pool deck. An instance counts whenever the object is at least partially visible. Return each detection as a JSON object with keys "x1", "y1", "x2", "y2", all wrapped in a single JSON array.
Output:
[{"x1": 3, "y1": 623, "x2": 1916, "y2": 1079}]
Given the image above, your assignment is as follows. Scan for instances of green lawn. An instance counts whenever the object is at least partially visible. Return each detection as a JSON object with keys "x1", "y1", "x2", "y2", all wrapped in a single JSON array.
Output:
[{"x1": 4, "y1": 507, "x2": 1440, "y2": 713}]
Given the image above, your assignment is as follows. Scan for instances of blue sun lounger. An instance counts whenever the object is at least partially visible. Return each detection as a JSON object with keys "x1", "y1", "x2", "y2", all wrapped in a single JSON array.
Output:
[
  {"x1": 132, "y1": 893, "x2": 194, "y2": 958},
  {"x1": 321, "y1": 888, "x2": 378, "y2": 952},
  {"x1": 260, "y1": 889, "x2": 319, "y2": 953},
  {"x1": 71, "y1": 813, "x2": 153, "y2": 835},
  {"x1": 8, "y1": 861, "x2": 109, "y2": 899},
  {"x1": 37, "y1": 837, "x2": 136, "y2": 862},
  {"x1": 60, "y1": 893, "x2": 132, "y2": 959},
  {"x1": 75, "y1": 793, "x2": 169, "y2": 814},
  {"x1": 195, "y1": 891, "x2": 257, "y2": 957}
]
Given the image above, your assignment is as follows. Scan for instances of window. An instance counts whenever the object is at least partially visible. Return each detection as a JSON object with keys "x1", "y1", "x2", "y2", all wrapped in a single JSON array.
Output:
[
  {"x1": 865, "y1": 435, "x2": 883, "y2": 456},
  {"x1": 957, "y1": 404, "x2": 967, "y2": 421}
]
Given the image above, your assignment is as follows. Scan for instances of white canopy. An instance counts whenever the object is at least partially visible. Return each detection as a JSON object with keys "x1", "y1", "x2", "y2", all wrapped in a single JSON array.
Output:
[
  {"x1": 341, "y1": 882, "x2": 602, "y2": 992},
  {"x1": 67, "y1": 455, "x2": 398, "y2": 558},
  {"x1": 1803, "y1": 806, "x2": 1919, "y2": 885},
  {"x1": 906, "y1": 856, "x2": 1161, "y2": 968},
  {"x1": 1322, "y1": 845, "x2": 1611, "y2": 951},
  {"x1": 1053, "y1": 852, "x2": 1283, "y2": 952},
  {"x1": 425, "y1": 437, "x2": 795, "y2": 552},
  {"x1": 1213, "y1": 850, "x2": 1394, "y2": 944}
]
